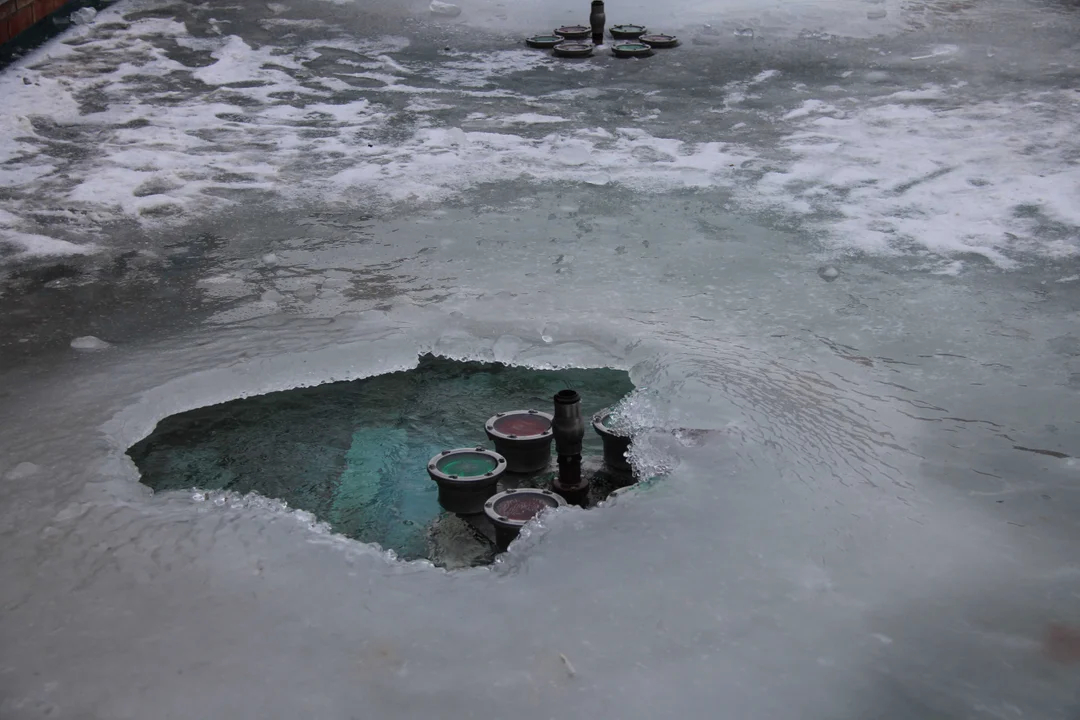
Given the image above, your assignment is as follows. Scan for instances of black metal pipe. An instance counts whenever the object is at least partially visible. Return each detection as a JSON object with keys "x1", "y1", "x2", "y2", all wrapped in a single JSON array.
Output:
[
  {"x1": 590, "y1": 0, "x2": 606, "y2": 44},
  {"x1": 552, "y1": 389, "x2": 584, "y2": 456},
  {"x1": 551, "y1": 389, "x2": 588, "y2": 506}
]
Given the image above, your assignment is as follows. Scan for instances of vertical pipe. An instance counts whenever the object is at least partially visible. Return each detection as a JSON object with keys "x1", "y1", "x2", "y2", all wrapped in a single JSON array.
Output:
[
  {"x1": 551, "y1": 389, "x2": 588, "y2": 506},
  {"x1": 589, "y1": 0, "x2": 606, "y2": 45}
]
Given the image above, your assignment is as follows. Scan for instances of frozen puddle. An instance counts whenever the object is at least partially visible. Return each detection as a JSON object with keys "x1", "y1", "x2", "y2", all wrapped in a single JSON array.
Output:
[{"x1": 128, "y1": 354, "x2": 637, "y2": 568}]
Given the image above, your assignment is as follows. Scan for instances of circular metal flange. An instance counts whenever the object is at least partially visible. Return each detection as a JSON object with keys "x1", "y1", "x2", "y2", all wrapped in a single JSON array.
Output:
[
  {"x1": 484, "y1": 488, "x2": 566, "y2": 528},
  {"x1": 593, "y1": 408, "x2": 633, "y2": 471},
  {"x1": 485, "y1": 410, "x2": 554, "y2": 473},
  {"x1": 639, "y1": 33, "x2": 679, "y2": 48},
  {"x1": 485, "y1": 409, "x2": 553, "y2": 442},
  {"x1": 553, "y1": 41, "x2": 594, "y2": 58},
  {"x1": 609, "y1": 24, "x2": 647, "y2": 39},
  {"x1": 427, "y1": 447, "x2": 506, "y2": 485},
  {"x1": 592, "y1": 410, "x2": 629, "y2": 439},
  {"x1": 611, "y1": 42, "x2": 653, "y2": 58},
  {"x1": 554, "y1": 24, "x2": 591, "y2": 39},
  {"x1": 526, "y1": 34, "x2": 563, "y2": 49}
]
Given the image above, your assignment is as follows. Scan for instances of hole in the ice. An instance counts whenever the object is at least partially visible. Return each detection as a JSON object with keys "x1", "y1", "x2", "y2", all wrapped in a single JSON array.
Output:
[{"x1": 128, "y1": 355, "x2": 639, "y2": 569}]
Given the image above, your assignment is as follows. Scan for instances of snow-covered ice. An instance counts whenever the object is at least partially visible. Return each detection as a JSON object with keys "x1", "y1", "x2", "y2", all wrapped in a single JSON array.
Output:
[{"x1": 1, "y1": 0, "x2": 1079, "y2": 717}]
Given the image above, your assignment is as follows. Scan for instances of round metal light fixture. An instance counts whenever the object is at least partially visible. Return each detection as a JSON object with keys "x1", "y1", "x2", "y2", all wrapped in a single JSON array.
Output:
[
  {"x1": 611, "y1": 42, "x2": 653, "y2": 58},
  {"x1": 592, "y1": 408, "x2": 632, "y2": 471},
  {"x1": 485, "y1": 410, "x2": 554, "y2": 473},
  {"x1": 427, "y1": 447, "x2": 506, "y2": 515},
  {"x1": 554, "y1": 24, "x2": 591, "y2": 39},
  {"x1": 526, "y1": 34, "x2": 563, "y2": 49},
  {"x1": 610, "y1": 24, "x2": 647, "y2": 39},
  {"x1": 640, "y1": 33, "x2": 679, "y2": 48},
  {"x1": 553, "y1": 41, "x2": 594, "y2": 58},
  {"x1": 484, "y1": 488, "x2": 567, "y2": 551}
]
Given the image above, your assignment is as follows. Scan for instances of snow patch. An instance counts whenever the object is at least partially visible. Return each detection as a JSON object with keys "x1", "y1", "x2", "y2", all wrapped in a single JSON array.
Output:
[
  {"x1": 1, "y1": 232, "x2": 97, "y2": 259},
  {"x1": 748, "y1": 91, "x2": 1080, "y2": 266},
  {"x1": 71, "y1": 336, "x2": 112, "y2": 351}
]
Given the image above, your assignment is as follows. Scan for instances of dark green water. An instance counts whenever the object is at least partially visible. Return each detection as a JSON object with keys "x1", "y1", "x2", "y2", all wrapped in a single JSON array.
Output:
[{"x1": 128, "y1": 354, "x2": 634, "y2": 563}]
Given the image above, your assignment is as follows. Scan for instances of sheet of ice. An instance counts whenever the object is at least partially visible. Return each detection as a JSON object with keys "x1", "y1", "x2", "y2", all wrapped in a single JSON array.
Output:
[
  {"x1": 751, "y1": 88, "x2": 1080, "y2": 267},
  {"x1": 1, "y1": 6, "x2": 1076, "y2": 269},
  {"x1": 2, "y1": 254, "x2": 1078, "y2": 718},
  {"x1": 2, "y1": 2, "x2": 1079, "y2": 718}
]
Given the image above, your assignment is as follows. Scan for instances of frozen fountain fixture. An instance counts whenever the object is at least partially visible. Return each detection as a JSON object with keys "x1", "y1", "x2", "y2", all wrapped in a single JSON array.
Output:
[
  {"x1": 485, "y1": 410, "x2": 554, "y2": 473},
  {"x1": 589, "y1": 0, "x2": 605, "y2": 44},
  {"x1": 592, "y1": 407, "x2": 632, "y2": 472},
  {"x1": 484, "y1": 488, "x2": 567, "y2": 551},
  {"x1": 427, "y1": 447, "x2": 507, "y2": 514},
  {"x1": 524, "y1": 5, "x2": 677, "y2": 61},
  {"x1": 423, "y1": 374, "x2": 639, "y2": 556},
  {"x1": 609, "y1": 24, "x2": 647, "y2": 39},
  {"x1": 551, "y1": 389, "x2": 589, "y2": 506},
  {"x1": 554, "y1": 24, "x2": 591, "y2": 40}
]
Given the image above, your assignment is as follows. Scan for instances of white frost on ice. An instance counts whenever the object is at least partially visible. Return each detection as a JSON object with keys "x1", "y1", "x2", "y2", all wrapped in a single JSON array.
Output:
[
  {"x1": 750, "y1": 91, "x2": 1080, "y2": 266},
  {"x1": 1, "y1": 231, "x2": 97, "y2": 259},
  {"x1": 0, "y1": 11, "x2": 1077, "y2": 270},
  {"x1": 782, "y1": 99, "x2": 840, "y2": 120}
]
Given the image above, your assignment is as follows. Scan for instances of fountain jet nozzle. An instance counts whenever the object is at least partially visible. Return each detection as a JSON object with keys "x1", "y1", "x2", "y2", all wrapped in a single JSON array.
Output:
[
  {"x1": 552, "y1": 389, "x2": 588, "y2": 506},
  {"x1": 552, "y1": 389, "x2": 584, "y2": 456},
  {"x1": 590, "y1": 0, "x2": 606, "y2": 45}
]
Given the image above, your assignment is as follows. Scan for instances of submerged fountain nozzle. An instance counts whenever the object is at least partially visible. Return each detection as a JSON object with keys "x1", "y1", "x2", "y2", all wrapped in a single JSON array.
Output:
[
  {"x1": 485, "y1": 488, "x2": 567, "y2": 551},
  {"x1": 427, "y1": 447, "x2": 507, "y2": 515}
]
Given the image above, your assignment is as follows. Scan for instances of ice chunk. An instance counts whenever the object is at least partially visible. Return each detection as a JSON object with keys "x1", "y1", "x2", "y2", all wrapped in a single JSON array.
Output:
[
  {"x1": 5, "y1": 462, "x2": 40, "y2": 480},
  {"x1": 818, "y1": 266, "x2": 840, "y2": 282},
  {"x1": 70, "y1": 7, "x2": 97, "y2": 24},
  {"x1": 70, "y1": 336, "x2": 111, "y2": 351},
  {"x1": 429, "y1": 1, "x2": 461, "y2": 17},
  {"x1": 734, "y1": 27, "x2": 755, "y2": 38}
]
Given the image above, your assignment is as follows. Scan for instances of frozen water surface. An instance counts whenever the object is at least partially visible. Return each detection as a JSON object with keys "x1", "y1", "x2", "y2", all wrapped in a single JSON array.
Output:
[
  {"x1": 1, "y1": 0, "x2": 1080, "y2": 717},
  {"x1": 127, "y1": 355, "x2": 636, "y2": 565}
]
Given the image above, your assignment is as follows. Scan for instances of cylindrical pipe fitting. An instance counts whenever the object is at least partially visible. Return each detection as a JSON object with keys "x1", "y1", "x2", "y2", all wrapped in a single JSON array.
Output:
[
  {"x1": 589, "y1": 0, "x2": 606, "y2": 44},
  {"x1": 552, "y1": 454, "x2": 588, "y2": 507},
  {"x1": 551, "y1": 389, "x2": 585, "y2": 457}
]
